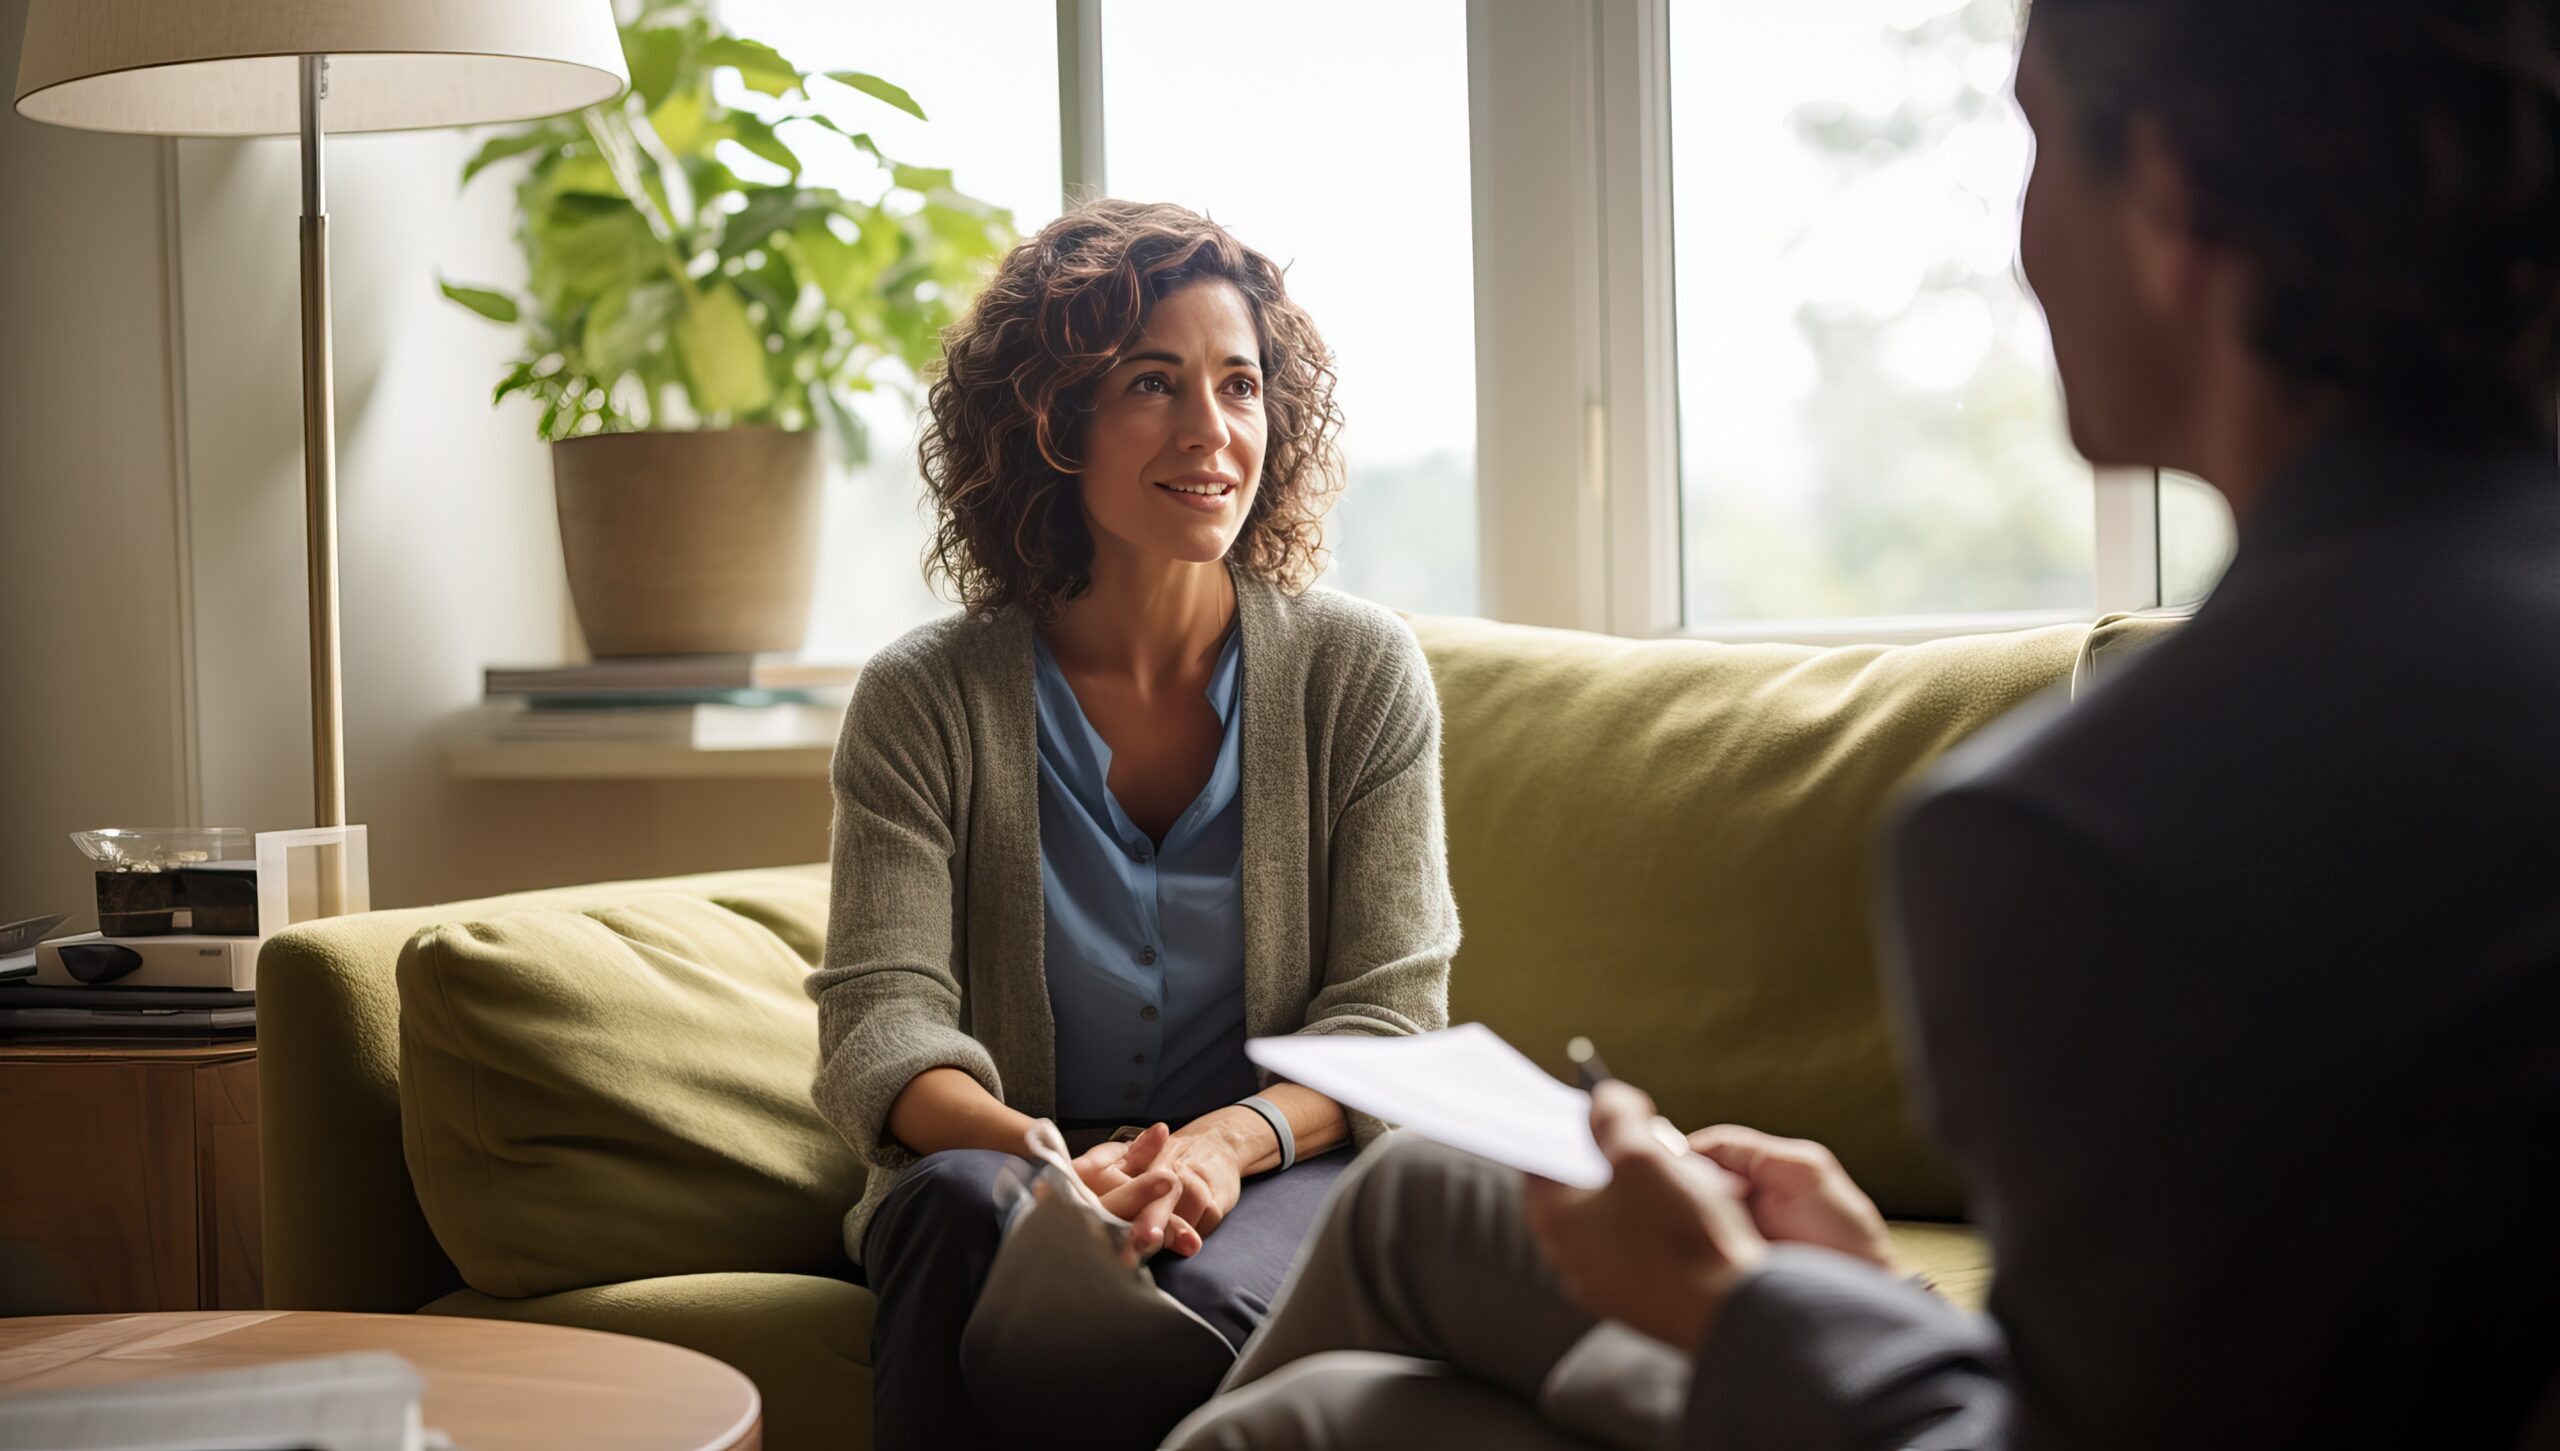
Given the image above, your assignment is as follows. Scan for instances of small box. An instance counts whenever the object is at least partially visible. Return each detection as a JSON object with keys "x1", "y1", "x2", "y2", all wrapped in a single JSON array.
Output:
[{"x1": 94, "y1": 864, "x2": 260, "y2": 937}]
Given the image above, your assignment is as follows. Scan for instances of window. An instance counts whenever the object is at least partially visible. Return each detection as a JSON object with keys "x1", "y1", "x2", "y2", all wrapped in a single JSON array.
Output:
[
  {"x1": 2160, "y1": 471, "x2": 2237, "y2": 609},
  {"x1": 1667, "y1": 0, "x2": 2094, "y2": 627},
  {"x1": 729, "y1": 0, "x2": 2193, "y2": 655},
  {"x1": 720, "y1": 0, "x2": 1061, "y2": 661},
  {"x1": 1100, "y1": 0, "x2": 1481, "y2": 618}
]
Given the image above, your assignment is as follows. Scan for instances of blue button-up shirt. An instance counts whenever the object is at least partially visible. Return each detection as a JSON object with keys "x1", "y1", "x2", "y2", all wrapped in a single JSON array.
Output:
[{"x1": 1033, "y1": 629, "x2": 1259, "y2": 1125}]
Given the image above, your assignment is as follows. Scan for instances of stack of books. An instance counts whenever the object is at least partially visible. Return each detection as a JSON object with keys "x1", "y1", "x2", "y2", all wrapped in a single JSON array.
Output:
[
  {"x1": 0, "y1": 984, "x2": 256, "y2": 1044},
  {"x1": 2, "y1": 909, "x2": 256, "y2": 1044},
  {"x1": 470, "y1": 653, "x2": 858, "y2": 751}
]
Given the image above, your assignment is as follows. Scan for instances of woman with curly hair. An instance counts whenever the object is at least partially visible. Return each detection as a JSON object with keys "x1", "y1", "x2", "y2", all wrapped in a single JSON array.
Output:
[{"x1": 805, "y1": 199, "x2": 1457, "y2": 1449}]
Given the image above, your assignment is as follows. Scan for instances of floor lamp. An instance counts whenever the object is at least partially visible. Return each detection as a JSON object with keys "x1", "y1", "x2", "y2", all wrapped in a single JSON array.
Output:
[{"x1": 13, "y1": 2, "x2": 627, "y2": 829}]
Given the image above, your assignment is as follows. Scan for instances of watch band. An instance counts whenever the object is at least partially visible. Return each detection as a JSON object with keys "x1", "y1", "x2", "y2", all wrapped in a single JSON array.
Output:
[{"x1": 1237, "y1": 1094, "x2": 1295, "y2": 1174}]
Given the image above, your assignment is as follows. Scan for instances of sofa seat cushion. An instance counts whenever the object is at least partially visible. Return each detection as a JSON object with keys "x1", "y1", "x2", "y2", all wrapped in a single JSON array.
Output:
[
  {"x1": 398, "y1": 894, "x2": 865, "y2": 1299},
  {"x1": 421, "y1": 1271, "x2": 871, "y2": 1451}
]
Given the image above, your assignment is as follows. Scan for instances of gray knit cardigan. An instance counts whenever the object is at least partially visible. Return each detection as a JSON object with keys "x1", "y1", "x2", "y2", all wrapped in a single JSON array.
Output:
[{"x1": 809, "y1": 568, "x2": 1459, "y2": 1263}]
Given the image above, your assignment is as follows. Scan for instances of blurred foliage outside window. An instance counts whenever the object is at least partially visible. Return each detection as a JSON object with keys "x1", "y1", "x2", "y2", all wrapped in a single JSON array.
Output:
[
  {"x1": 2161, "y1": 472, "x2": 2238, "y2": 608},
  {"x1": 1103, "y1": 0, "x2": 1482, "y2": 620},
  {"x1": 1670, "y1": 0, "x2": 2100, "y2": 624}
]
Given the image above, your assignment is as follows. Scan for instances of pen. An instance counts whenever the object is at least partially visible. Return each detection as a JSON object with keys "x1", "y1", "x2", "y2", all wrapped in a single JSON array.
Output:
[{"x1": 1566, "y1": 1036, "x2": 1696, "y2": 1159}]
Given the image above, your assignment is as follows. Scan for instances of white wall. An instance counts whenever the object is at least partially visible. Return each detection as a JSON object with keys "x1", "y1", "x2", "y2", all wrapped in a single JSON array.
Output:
[
  {"x1": 2, "y1": 44, "x2": 832, "y2": 927},
  {"x1": 0, "y1": 0, "x2": 194, "y2": 933}
]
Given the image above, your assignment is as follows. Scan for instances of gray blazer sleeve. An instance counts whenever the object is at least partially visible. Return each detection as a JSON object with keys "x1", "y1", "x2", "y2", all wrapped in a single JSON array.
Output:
[
  {"x1": 1685, "y1": 1247, "x2": 2009, "y2": 1450},
  {"x1": 807, "y1": 653, "x2": 1003, "y2": 1173}
]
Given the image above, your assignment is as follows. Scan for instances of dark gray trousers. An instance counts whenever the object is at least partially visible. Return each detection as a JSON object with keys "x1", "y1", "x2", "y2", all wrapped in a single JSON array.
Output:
[
  {"x1": 1166, "y1": 1134, "x2": 1691, "y2": 1450},
  {"x1": 857, "y1": 1145, "x2": 1350, "y2": 1451}
]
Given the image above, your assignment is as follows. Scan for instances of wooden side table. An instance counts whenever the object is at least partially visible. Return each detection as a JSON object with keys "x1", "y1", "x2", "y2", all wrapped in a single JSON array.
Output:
[
  {"x1": 0, "y1": 1311, "x2": 762, "y2": 1450},
  {"x1": 0, "y1": 1039, "x2": 260, "y2": 1315}
]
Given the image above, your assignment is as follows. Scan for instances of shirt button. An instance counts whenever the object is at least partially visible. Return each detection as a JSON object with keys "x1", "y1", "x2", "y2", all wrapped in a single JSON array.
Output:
[
  {"x1": 1137, "y1": 945, "x2": 1158, "y2": 966},
  {"x1": 1133, "y1": 843, "x2": 1152, "y2": 862},
  {"x1": 1133, "y1": 1052, "x2": 1148, "y2": 1065},
  {"x1": 1139, "y1": 1005, "x2": 1159, "y2": 1022}
]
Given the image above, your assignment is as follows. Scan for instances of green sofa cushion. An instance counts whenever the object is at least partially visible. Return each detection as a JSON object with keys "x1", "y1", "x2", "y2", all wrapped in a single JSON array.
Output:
[
  {"x1": 397, "y1": 893, "x2": 865, "y2": 1299},
  {"x1": 421, "y1": 1271, "x2": 870, "y2": 1451},
  {"x1": 1411, "y1": 615, "x2": 2097, "y2": 1219}
]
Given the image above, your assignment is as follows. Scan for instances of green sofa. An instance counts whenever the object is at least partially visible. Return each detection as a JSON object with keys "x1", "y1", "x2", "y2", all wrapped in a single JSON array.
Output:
[{"x1": 259, "y1": 609, "x2": 2175, "y2": 1451}]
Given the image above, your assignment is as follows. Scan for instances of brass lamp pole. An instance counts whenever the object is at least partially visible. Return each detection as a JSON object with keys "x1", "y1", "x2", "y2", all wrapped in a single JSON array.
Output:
[{"x1": 298, "y1": 54, "x2": 346, "y2": 825}]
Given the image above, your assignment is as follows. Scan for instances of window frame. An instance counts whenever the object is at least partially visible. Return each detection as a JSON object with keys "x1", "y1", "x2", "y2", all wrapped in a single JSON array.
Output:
[{"x1": 1044, "y1": 0, "x2": 2171, "y2": 643}]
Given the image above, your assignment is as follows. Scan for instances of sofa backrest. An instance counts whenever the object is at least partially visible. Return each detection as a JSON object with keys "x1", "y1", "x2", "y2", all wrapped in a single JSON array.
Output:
[
  {"x1": 260, "y1": 614, "x2": 2180, "y2": 1308},
  {"x1": 1409, "y1": 610, "x2": 2178, "y2": 1218}
]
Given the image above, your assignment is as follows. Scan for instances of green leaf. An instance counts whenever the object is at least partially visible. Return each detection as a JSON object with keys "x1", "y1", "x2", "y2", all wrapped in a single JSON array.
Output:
[
  {"x1": 461, "y1": 132, "x2": 550, "y2": 188},
  {"x1": 804, "y1": 116, "x2": 886, "y2": 163},
  {"x1": 676, "y1": 283, "x2": 776, "y2": 416},
  {"x1": 727, "y1": 245, "x2": 804, "y2": 333},
  {"x1": 824, "y1": 70, "x2": 926, "y2": 121},
  {"x1": 722, "y1": 115, "x2": 803, "y2": 178},
  {"x1": 542, "y1": 154, "x2": 625, "y2": 201},
  {"x1": 622, "y1": 25, "x2": 686, "y2": 112},
  {"x1": 648, "y1": 86, "x2": 710, "y2": 157},
  {"x1": 820, "y1": 386, "x2": 869, "y2": 466},
  {"x1": 788, "y1": 217, "x2": 866, "y2": 310},
  {"x1": 582, "y1": 279, "x2": 684, "y2": 375},
  {"x1": 439, "y1": 279, "x2": 520, "y2": 323},
  {"x1": 702, "y1": 36, "x2": 803, "y2": 99},
  {"x1": 528, "y1": 198, "x2": 664, "y2": 317},
  {"x1": 491, "y1": 359, "x2": 539, "y2": 405},
  {"x1": 891, "y1": 163, "x2": 954, "y2": 194},
  {"x1": 720, "y1": 186, "x2": 838, "y2": 259}
]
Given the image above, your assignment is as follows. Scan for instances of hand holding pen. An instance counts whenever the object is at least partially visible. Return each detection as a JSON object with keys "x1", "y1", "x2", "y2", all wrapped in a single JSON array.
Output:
[
  {"x1": 1566, "y1": 1036, "x2": 1700, "y2": 1160},
  {"x1": 1567, "y1": 1035, "x2": 1904, "y2": 1275}
]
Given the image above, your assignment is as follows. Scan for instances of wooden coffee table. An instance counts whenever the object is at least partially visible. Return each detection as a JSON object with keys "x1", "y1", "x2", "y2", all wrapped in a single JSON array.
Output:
[{"x1": 0, "y1": 1311, "x2": 761, "y2": 1449}]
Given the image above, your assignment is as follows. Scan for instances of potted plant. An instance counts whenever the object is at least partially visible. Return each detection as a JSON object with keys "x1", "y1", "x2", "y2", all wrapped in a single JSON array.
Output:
[{"x1": 441, "y1": 0, "x2": 1014, "y2": 656}]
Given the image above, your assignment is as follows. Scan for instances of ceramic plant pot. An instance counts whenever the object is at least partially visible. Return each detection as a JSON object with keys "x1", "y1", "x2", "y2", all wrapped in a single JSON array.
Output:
[{"x1": 550, "y1": 427, "x2": 824, "y2": 657}]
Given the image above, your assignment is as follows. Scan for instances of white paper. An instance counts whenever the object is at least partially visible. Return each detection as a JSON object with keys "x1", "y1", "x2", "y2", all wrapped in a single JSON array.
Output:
[
  {"x1": 1246, "y1": 1022, "x2": 1610, "y2": 1188},
  {"x1": 0, "y1": 1350, "x2": 435, "y2": 1451}
]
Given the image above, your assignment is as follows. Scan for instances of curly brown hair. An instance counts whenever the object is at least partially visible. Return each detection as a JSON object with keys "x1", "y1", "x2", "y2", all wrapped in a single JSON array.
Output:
[{"x1": 919, "y1": 200, "x2": 1346, "y2": 620}]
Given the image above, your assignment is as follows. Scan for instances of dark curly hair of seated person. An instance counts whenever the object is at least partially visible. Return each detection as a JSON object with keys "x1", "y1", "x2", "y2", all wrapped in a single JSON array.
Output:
[
  {"x1": 918, "y1": 199, "x2": 1346, "y2": 621},
  {"x1": 2032, "y1": 0, "x2": 2560, "y2": 439}
]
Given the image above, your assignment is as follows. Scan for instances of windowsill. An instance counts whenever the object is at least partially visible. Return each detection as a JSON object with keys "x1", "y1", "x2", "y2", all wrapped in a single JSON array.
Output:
[
  {"x1": 442, "y1": 705, "x2": 837, "y2": 782},
  {"x1": 1675, "y1": 609, "x2": 2093, "y2": 649},
  {"x1": 445, "y1": 740, "x2": 833, "y2": 781}
]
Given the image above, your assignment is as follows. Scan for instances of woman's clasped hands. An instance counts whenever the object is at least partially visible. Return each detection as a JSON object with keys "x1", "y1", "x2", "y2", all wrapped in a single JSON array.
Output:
[{"x1": 1068, "y1": 1121, "x2": 1246, "y2": 1264}]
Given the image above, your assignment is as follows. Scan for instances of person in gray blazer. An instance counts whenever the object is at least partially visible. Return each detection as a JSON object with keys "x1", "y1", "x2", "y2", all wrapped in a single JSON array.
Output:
[
  {"x1": 809, "y1": 200, "x2": 1456, "y2": 1451},
  {"x1": 1166, "y1": 1, "x2": 2560, "y2": 1447}
]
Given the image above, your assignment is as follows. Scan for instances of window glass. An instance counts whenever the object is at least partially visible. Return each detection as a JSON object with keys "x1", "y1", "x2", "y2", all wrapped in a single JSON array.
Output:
[
  {"x1": 719, "y1": 0, "x2": 1061, "y2": 659},
  {"x1": 1669, "y1": 0, "x2": 2093, "y2": 624},
  {"x1": 1103, "y1": 0, "x2": 1480, "y2": 617},
  {"x1": 2160, "y1": 471, "x2": 2237, "y2": 608}
]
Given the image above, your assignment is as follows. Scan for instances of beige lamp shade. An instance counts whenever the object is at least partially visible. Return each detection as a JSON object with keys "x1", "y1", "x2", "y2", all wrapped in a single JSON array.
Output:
[{"x1": 13, "y1": 0, "x2": 628, "y2": 136}]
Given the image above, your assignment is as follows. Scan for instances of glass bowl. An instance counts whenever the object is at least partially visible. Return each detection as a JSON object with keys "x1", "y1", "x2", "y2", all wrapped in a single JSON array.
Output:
[{"x1": 70, "y1": 827, "x2": 255, "y2": 872}]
